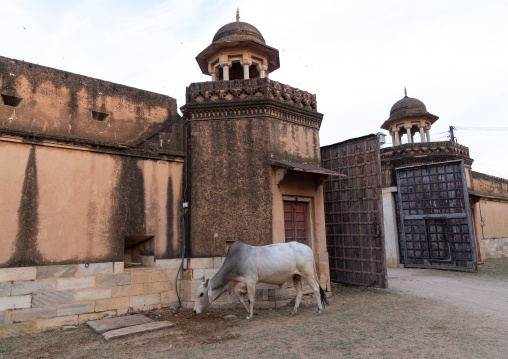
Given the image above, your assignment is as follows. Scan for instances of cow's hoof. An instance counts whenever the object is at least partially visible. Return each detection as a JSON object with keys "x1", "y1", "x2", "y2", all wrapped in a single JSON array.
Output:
[
  {"x1": 290, "y1": 312, "x2": 297, "y2": 317},
  {"x1": 243, "y1": 318, "x2": 251, "y2": 323},
  {"x1": 316, "y1": 311, "x2": 322, "y2": 316}
]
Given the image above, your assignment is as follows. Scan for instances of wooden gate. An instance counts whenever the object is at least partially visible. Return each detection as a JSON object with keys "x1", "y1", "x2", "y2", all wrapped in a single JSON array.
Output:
[
  {"x1": 396, "y1": 161, "x2": 477, "y2": 270},
  {"x1": 321, "y1": 134, "x2": 387, "y2": 288}
]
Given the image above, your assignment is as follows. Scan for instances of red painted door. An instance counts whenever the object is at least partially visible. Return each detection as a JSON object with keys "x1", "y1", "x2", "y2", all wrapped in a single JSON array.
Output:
[{"x1": 284, "y1": 201, "x2": 309, "y2": 245}]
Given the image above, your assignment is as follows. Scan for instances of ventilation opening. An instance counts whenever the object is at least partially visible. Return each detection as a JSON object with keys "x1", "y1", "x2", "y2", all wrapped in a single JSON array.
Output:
[
  {"x1": 124, "y1": 235, "x2": 155, "y2": 267},
  {"x1": 1, "y1": 94, "x2": 23, "y2": 107},
  {"x1": 92, "y1": 111, "x2": 109, "y2": 121}
]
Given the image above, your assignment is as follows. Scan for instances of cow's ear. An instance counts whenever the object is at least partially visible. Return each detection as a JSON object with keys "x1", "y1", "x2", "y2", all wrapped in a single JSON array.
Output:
[
  {"x1": 204, "y1": 278, "x2": 209, "y2": 287},
  {"x1": 202, "y1": 276, "x2": 205, "y2": 283}
]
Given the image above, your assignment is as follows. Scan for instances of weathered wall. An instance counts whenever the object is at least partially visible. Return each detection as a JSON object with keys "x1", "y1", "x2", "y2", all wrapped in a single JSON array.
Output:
[
  {"x1": 0, "y1": 140, "x2": 183, "y2": 267},
  {"x1": 268, "y1": 120, "x2": 321, "y2": 166},
  {"x1": 187, "y1": 117, "x2": 273, "y2": 257},
  {"x1": 471, "y1": 171, "x2": 508, "y2": 199},
  {"x1": 0, "y1": 56, "x2": 178, "y2": 146}
]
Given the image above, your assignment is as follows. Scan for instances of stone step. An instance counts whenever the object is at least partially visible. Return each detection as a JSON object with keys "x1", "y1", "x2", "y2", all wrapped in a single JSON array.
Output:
[
  {"x1": 103, "y1": 321, "x2": 175, "y2": 340},
  {"x1": 87, "y1": 314, "x2": 153, "y2": 333}
]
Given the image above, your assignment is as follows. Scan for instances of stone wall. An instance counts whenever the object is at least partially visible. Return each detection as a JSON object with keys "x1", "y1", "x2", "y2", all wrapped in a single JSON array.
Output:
[
  {"x1": 478, "y1": 238, "x2": 508, "y2": 259},
  {"x1": 0, "y1": 257, "x2": 325, "y2": 338},
  {"x1": 0, "y1": 260, "x2": 182, "y2": 338}
]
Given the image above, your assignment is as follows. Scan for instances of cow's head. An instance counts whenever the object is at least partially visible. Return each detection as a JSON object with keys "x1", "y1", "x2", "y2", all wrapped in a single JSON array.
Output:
[{"x1": 193, "y1": 278, "x2": 211, "y2": 314}]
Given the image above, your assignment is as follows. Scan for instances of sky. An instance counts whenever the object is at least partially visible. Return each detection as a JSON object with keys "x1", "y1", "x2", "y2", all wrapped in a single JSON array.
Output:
[{"x1": 1, "y1": 0, "x2": 508, "y2": 178}]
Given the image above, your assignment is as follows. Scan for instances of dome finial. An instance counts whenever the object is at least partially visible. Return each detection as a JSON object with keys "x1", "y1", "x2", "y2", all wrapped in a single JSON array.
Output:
[
  {"x1": 236, "y1": 8, "x2": 240, "y2": 22},
  {"x1": 404, "y1": 86, "x2": 407, "y2": 97}
]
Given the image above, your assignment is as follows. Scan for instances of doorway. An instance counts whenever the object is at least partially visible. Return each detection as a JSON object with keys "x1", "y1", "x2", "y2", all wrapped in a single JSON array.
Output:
[{"x1": 284, "y1": 201, "x2": 309, "y2": 245}]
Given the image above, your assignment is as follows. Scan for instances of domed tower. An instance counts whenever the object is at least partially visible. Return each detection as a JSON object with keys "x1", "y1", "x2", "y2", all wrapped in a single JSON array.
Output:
[
  {"x1": 380, "y1": 89, "x2": 472, "y2": 187},
  {"x1": 180, "y1": 12, "x2": 337, "y2": 304},
  {"x1": 195, "y1": 10, "x2": 279, "y2": 81},
  {"x1": 381, "y1": 89, "x2": 438, "y2": 146}
]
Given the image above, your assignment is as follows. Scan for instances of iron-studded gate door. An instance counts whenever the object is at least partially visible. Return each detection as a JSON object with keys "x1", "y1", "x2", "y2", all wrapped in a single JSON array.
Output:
[
  {"x1": 321, "y1": 134, "x2": 387, "y2": 288},
  {"x1": 396, "y1": 161, "x2": 477, "y2": 270}
]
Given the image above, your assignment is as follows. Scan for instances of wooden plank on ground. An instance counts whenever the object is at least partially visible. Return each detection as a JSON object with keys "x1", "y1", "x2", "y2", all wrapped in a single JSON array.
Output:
[
  {"x1": 87, "y1": 314, "x2": 153, "y2": 333},
  {"x1": 103, "y1": 321, "x2": 175, "y2": 340}
]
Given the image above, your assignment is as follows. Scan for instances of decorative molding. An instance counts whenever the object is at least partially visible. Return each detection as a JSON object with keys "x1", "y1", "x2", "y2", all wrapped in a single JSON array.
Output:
[
  {"x1": 381, "y1": 141, "x2": 472, "y2": 168},
  {"x1": 182, "y1": 78, "x2": 322, "y2": 129}
]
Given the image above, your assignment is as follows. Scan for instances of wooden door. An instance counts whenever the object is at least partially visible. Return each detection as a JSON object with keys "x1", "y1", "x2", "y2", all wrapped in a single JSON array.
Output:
[{"x1": 284, "y1": 201, "x2": 309, "y2": 245}]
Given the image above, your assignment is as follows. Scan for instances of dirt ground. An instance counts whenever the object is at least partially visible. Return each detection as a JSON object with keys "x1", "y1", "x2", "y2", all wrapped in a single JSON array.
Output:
[{"x1": 1, "y1": 258, "x2": 507, "y2": 359}]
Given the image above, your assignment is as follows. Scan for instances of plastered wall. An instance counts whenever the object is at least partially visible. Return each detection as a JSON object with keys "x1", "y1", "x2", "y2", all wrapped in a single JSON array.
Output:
[{"x1": 0, "y1": 140, "x2": 183, "y2": 267}]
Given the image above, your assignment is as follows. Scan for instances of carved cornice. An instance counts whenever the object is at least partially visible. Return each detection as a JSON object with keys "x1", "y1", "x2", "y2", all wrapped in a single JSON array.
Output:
[
  {"x1": 381, "y1": 141, "x2": 473, "y2": 168},
  {"x1": 181, "y1": 78, "x2": 322, "y2": 129}
]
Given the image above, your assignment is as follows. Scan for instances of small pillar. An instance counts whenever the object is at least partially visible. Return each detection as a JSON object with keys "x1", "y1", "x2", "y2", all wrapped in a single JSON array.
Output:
[
  {"x1": 405, "y1": 127, "x2": 412, "y2": 144},
  {"x1": 220, "y1": 62, "x2": 231, "y2": 81},
  {"x1": 241, "y1": 60, "x2": 252, "y2": 80},
  {"x1": 211, "y1": 68, "x2": 218, "y2": 82},
  {"x1": 425, "y1": 128, "x2": 431, "y2": 142},
  {"x1": 391, "y1": 132, "x2": 396, "y2": 146},
  {"x1": 394, "y1": 128, "x2": 401, "y2": 146},
  {"x1": 419, "y1": 126, "x2": 425, "y2": 143},
  {"x1": 258, "y1": 64, "x2": 268, "y2": 79}
]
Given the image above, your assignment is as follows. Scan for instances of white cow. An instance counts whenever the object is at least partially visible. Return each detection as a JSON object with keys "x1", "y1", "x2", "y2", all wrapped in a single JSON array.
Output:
[{"x1": 193, "y1": 241, "x2": 329, "y2": 321}]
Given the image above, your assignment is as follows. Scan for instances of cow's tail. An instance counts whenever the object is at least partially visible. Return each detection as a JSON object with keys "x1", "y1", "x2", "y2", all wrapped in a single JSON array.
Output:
[
  {"x1": 320, "y1": 285, "x2": 329, "y2": 306},
  {"x1": 313, "y1": 258, "x2": 329, "y2": 306}
]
